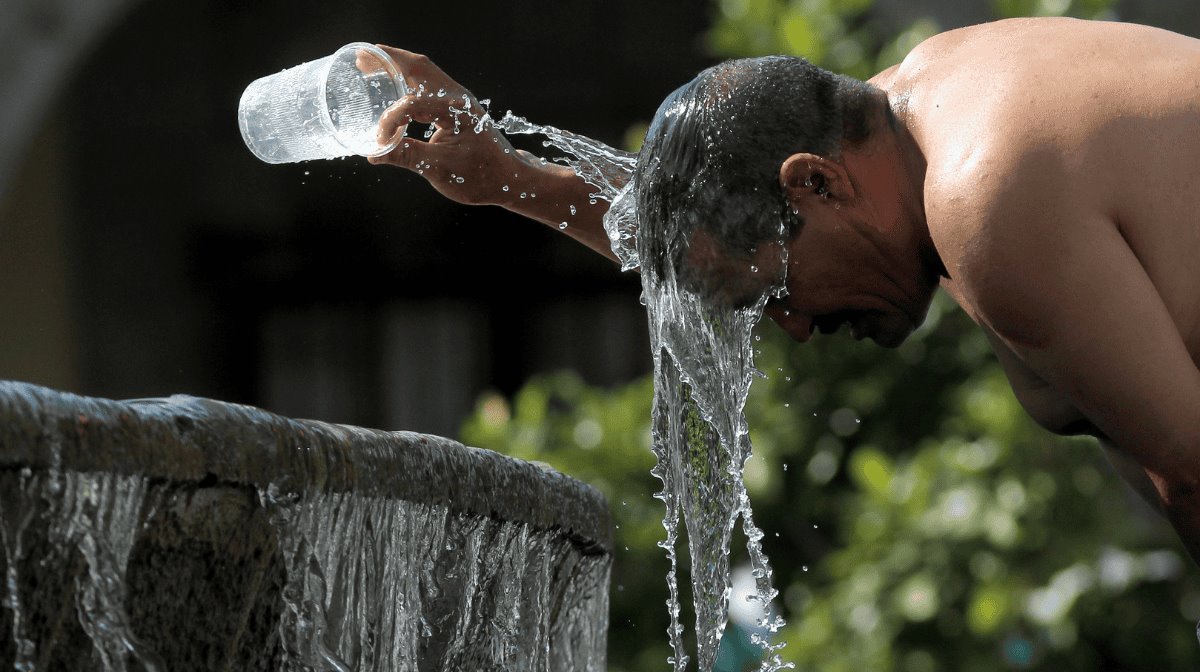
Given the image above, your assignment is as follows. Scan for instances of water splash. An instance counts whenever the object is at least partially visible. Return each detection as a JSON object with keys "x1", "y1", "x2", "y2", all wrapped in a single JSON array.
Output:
[
  {"x1": 605, "y1": 183, "x2": 640, "y2": 271},
  {"x1": 640, "y1": 247, "x2": 792, "y2": 672},
  {"x1": 502, "y1": 114, "x2": 791, "y2": 670},
  {"x1": 494, "y1": 112, "x2": 637, "y2": 208}
]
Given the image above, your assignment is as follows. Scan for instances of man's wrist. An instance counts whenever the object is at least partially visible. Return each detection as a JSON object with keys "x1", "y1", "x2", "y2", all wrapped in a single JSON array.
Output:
[{"x1": 494, "y1": 155, "x2": 575, "y2": 212}]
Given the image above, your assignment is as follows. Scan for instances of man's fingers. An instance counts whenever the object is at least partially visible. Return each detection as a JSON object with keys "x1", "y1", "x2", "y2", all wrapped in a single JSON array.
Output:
[
  {"x1": 375, "y1": 94, "x2": 457, "y2": 147},
  {"x1": 384, "y1": 94, "x2": 459, "y2": 129},
  {"x1": 369, "y1": 137, "x2": 433, "y2": 172},
  {"x1": 374, "y1": 45, "x2": 453, "y2": 93},
  {"x1": 354, "y1": 49, "x2": 389, "y2": 75},
  {"x1": 377, "y1": 104, "x2": 408, "y2": 145}
]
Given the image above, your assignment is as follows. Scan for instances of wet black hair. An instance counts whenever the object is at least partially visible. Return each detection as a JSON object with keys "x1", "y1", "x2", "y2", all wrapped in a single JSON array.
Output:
[{"x1": 633, "y1": 56, "x2": 885, "y2": 280}]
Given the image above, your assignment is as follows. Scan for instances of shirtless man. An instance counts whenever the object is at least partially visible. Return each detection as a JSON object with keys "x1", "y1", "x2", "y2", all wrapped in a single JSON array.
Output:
[{"x1": 366, "y1": 17, "x2": 1200, "y2": 563}]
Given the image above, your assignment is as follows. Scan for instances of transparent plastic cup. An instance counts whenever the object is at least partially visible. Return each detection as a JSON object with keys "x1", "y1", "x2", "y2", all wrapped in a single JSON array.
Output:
[{"x1": 238, "y1": 42, "x2": 407, "y2": 164}]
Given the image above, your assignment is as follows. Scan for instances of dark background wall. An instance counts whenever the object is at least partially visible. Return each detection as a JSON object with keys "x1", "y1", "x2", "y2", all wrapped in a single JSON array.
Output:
[
  {"x1": 0, "y1": 0, "x2": 718, "y2": 436},
  {"x1": 1, "y1": 0, "x2": 1196, "y2": 438}
]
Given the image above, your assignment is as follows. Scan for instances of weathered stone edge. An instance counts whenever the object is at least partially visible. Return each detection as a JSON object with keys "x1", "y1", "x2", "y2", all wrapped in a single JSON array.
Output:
[{"x1": 0, "y1": 381, "x2": 612, "y2": 553}]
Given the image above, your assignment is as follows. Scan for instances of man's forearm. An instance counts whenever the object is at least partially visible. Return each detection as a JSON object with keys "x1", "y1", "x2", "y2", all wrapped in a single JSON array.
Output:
[{"x1": 497, "y1": 156, "x2": 617, "y2": 262}]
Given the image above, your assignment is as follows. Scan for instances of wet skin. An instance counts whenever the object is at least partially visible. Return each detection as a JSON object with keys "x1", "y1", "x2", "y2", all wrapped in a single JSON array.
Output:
[
  {"x1": 883, "y1": 19, "x2": 1200, "y2": 563},
  {"x1": 367, "y1": 20, "x2": 1200, "y2": 563},
  {"x1": 366, "y1": 46, "x2": 616, "y2": 259}
]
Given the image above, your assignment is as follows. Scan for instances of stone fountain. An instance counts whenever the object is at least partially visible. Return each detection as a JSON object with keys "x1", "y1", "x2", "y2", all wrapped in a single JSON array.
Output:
[{"x1": 0, "y1": 381, "x2": 611, "y2": 671}]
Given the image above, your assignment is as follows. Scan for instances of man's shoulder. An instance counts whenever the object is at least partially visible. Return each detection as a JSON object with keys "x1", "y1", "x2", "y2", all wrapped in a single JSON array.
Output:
[
  {"x1": 924, "y1": 133, "x2": 1063, "y2": 245},
  {"x1": 925, "y1": 146, "x2": 1096, "y2": 347}
]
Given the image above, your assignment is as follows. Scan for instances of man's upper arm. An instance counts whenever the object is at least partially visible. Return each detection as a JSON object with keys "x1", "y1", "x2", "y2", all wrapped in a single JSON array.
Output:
[{"x1": 947, "y1": 180, "x2": 1200, "y2": 490}]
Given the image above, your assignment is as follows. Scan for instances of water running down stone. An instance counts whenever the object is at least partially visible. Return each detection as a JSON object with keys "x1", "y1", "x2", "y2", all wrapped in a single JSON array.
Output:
[{"x1": 0, "y1": 382, "x2": 610, "y2": 671}]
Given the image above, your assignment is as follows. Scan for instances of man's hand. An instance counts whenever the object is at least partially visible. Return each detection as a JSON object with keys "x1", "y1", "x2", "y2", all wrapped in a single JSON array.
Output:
[
  {"x1": 363, "y1": 45, "x2": 619, "y2": 261},
  {"x1": 365, "y1": 45, "x2": 537, "y2": 207}
]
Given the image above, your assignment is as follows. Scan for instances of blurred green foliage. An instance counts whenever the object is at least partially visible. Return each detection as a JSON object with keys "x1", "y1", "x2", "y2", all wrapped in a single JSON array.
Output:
[{"x1": 463, "y1": 0, "x2": 1200, "y2": 670}]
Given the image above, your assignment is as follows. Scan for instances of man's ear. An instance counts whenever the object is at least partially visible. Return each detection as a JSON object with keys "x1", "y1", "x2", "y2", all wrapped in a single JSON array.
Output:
[{"x1": 780, "y1": 153, "x2": 855, "y2": 206}]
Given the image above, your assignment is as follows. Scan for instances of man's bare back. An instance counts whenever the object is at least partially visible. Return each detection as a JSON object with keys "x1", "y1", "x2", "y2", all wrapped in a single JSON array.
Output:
[
  {"x1": 875, "y1": 18, "x2": 1200, "y2": 555},
  {"x1": 889, "y1": 18, "x2": 1200, "y2": 369}
]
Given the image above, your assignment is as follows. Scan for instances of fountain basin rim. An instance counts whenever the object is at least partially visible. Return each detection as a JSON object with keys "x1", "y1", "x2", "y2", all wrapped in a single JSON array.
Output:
[{"x1": 0, "y1": 380, "x2": 612, "y2": 554}]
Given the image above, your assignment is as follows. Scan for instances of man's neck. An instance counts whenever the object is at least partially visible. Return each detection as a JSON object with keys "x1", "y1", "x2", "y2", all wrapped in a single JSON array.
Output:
[
  {"x1": 883, "y1": 92, "x2": 942, "y2": 280},
  {"x1": 841, "y1": 102, "x2": 939, "y2": 279}
]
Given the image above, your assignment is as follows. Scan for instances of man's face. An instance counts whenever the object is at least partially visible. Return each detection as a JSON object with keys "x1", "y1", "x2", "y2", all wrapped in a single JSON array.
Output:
[
  {"x1": 687, "y1": 218, "x2": 929, "y2": 349},
  {"x1": 772, "y1": 213, "x2": 931, "y2": 348},
  {"x1": 681, "y1": 231, "x2": 787, "y2": 310}
]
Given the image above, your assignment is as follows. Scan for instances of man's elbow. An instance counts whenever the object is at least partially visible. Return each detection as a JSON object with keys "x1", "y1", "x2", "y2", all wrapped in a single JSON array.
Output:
[
  {"x1": 1155, "y1": 475, "x2": 1200, "y2": 510},
  {"x1": 1144, "y1": 435, "x2": 1200, "y2": 509},
  {"x1": 1105, "y1": 428, "x2": 1200, "y2": 506}
]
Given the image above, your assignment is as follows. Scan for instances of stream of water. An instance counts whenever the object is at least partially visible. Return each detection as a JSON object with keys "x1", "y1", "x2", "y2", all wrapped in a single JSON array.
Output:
[{"x1": 495, "y1": 108, "x2": 793, "y2": 671}]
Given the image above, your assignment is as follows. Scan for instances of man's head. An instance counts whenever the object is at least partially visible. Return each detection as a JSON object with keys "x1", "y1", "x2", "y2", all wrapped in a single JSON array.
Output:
[
  {"x1": 633, "y1": 56, "x2": 936, "y2": 347},
  {"x1": 633, "y1": 55, "x2": 880, "y2": 276}
]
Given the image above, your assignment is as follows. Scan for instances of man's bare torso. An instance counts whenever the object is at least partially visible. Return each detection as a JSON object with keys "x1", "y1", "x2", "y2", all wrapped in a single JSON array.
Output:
[{"x1": 876, "y1": 17, "x2": 1200, "y2": 439}]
